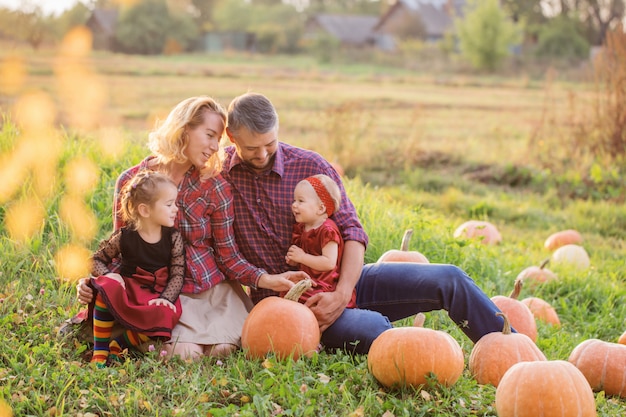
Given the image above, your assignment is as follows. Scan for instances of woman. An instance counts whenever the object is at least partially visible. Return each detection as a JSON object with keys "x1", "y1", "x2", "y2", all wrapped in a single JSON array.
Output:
[{"x1": 77, "y1": 96, "x2": 305, "y2": 360}]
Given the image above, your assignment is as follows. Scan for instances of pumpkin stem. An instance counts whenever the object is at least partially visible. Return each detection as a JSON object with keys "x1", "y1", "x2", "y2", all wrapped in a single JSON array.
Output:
[
  {"x1": 539, "y1": 258, "x2": 550, "y2": 269},
  {"x1": 400, "y1": 229, "x2": 414, "y2": 251},
  {"x1": 508, "y1": 278, "x2": 523, "y2": 300},
  {"x1": 284, "y1": 278, "x2": 313, "y2": 302},
  {"x1": 496, "y1": 312, "x2": 512, "y2": 335}
]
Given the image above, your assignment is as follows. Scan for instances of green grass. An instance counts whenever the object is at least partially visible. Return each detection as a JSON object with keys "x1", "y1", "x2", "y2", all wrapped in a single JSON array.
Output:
[
  {"x1": 1, "y1": 122, "x2": 625, "y2": 416},
  {"x1": 0, "y1": 49, "x2": 625, "y2": 415}
]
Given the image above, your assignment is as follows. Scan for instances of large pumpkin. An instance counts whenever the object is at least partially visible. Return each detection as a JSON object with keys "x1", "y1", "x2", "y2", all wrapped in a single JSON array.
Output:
[
  {"x1": 490, "y1": 279, "x2": 538, "y2": 342},
  {"x1": 377, "y1": 229, "x2": 429, "y2": 264},
  {"x1": 568, "y1": 338, "x2": 626, "y2": 397},
  {"x1": 521, "y1": 297, "x2": 561, "y2": 327},
  {"x1": 367, "y1": 327, "x2": 464, "y2": 389},
  {"x1": 453, "y1": 220, "x2": 502, "y2": 245},
  {"x1": 619, "y1": 331, "x2": 626, "y2": 345},
  {"x1": 551, "y1": 244, "x2": 590, "y2": 269},
  {"x1": 469, "y1": 313, "x2": 546, "y2": 387},
  {"x1": 496, "y1": 360, "x2": 597, "y2": 417},
  {"x1": 241, "y1": 280, "x2": 320, "y2": 360},
  {"x1": 544, "y1": 229, "x2": 583, "y2": 251},
  {"x1": 515, "y1": 258, "x2": 557, "y2": 288}
]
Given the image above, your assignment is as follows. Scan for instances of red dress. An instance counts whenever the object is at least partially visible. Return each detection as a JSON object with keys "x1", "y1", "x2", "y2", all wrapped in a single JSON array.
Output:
[
  {"x1": 289, "y1": 219, "x2": 356, "y2": 308},
  {"x1": 89, "y1": 227, "x2": 185, "y2": 339}
]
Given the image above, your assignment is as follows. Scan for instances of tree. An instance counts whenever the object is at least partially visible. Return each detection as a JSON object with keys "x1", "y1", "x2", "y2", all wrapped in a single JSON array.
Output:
[
  {"x1": 114, "y1": 0, "x2": 198, "y2": 54},
  {"x1": 455, "y1": 0, "x2": 522, "y2": 71},
  {"x1": 543, "y1": 0, "x2": 625, "y2": 45},
  {"x1": 535, "y1": 16, "x2": 590, "y2": 60}
]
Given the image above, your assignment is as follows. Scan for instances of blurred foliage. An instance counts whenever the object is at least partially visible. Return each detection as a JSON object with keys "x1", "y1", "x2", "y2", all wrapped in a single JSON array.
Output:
[
  {"x1": 535, "y1": 16, "x2": 590, "y2": 61},
  {"x1": 455, "y1": 0, "x2": 522, "y2": 72}
]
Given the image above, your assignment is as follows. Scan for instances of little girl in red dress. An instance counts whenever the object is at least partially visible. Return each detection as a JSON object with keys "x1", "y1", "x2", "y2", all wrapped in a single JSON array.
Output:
[
  {"x1": 284, "y1": 174, "x2": 355, "y2": 308},
  {"x1": 89, "y1": 171, "x2": 184, "y2": 367}
]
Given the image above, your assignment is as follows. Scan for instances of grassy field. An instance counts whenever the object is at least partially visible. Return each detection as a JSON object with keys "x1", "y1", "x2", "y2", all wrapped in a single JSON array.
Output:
[{"x1": 1, "y1": 46, "x2": 625, "y2": 416}]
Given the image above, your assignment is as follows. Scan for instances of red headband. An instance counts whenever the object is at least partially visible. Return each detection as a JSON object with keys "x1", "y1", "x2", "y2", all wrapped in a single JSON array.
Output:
[{"x1": 305, "y1": 176, "x2": 335, "y2": 217}]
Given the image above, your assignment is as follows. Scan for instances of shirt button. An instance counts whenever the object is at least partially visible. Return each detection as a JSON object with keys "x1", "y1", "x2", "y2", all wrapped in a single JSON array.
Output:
[{"x1": 256, "y1": 199, "x2": 261, "y2": 203}]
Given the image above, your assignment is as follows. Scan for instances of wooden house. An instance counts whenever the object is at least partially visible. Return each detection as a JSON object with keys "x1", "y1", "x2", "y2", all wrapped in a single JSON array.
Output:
[
  {"x1": 85, "y1": 9, "x2": 119, "y2": 51},
  {"x1": 304, "y1": 14, "x2": 380, "y2": 47}
]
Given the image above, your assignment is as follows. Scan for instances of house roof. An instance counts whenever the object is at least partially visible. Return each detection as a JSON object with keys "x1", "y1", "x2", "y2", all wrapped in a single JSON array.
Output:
[
  {"x1": 308, "y1": 14, "x2": 379, "y2": 45},
  {"x1": 374, "y1": 0, "x2": 462, "y2": 38},
  {"x1": 86, "y1": 9, "x2": 119, "y2": 35}
]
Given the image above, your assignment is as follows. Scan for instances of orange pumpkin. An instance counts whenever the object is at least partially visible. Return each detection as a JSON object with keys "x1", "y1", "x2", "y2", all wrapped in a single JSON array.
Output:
[
  {"x1": 453, "y1": 220, "x2": 502, "y2": 245},
  {"x1": 241, "y1": 281, "x2": 320, "y2": 360},
  {"x1": 491, "y1": 279, "x2": 538, "y2": 342},
  {"x1": 377, "y1": 229, "x2": 429, "y2": 263},
  {"x1": 521, "y1": 297, "x2": 560, "y2": 327},
  {"x1": 568, "y1": 338, "x2": 626, "y2": 397},
  {"x1": 551, "y1": 244, "x2": 590, "y2": 269},
  {"x1": 496, "y1": 360, "x2": 597, "y2": 417},
  {"x1": 469, "y1": 313, "x2": 546, "y2": 387},
  {"x1": 515, "y1": 258, "x2": 557, "y2": 288},
  {"x1": 619, "y1": 331, "x2": 626, "y2": 345},
  {"x1": 544, "y1": 229, "x2": 583, "y2": 251},
  {"x1": 367, "y1": 327, "x2": 464, "y2": 389}
]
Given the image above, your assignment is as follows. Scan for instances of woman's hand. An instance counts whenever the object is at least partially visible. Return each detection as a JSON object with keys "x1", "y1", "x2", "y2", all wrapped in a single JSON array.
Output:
[
  {"x1": 257, "y1": 271, "x2": 311, "y2": 293},
  {"x1": 76, "y1": 277, "x2": 94, "y2": 305},
  {"x1": 149, "y1": 298, "x2": 177, "y2": 312}
]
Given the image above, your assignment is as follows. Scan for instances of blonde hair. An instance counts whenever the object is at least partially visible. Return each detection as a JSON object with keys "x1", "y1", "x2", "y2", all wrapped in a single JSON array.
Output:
[
  {"x1": 119, "y1": 171, "x2": 176, "y2": 230},
  {"x1": 148, "y1": 96, "x2": 227, "y2": 177}
]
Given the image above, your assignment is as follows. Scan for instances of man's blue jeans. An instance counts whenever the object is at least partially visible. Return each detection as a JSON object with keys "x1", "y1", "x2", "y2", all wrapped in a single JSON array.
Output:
[{"x1": 320, "y1": 262, "x2": 511, "y2": 354}]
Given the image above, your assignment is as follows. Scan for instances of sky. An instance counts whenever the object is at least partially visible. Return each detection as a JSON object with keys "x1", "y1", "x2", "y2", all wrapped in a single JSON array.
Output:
[{"x1": 0, "y1": 0, "x2": 88, "y2": 16}]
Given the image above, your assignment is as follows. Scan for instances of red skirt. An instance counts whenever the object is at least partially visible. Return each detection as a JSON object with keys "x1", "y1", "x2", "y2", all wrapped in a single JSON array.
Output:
[{"x1": 90, "y1": 266, "x2": 182, "y2": 339}]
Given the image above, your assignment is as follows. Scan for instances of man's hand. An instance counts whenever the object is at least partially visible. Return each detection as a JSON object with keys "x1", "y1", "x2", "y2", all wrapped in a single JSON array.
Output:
[
  {"x1": 257, "y1": 271, "x2": 311, "y2": 293},
  {"x1": 76, "y1": 277, "x2": 94, "y2": 305},
  {"x1": 305, "y1": 290, "x2": 347, "y2": 332}
]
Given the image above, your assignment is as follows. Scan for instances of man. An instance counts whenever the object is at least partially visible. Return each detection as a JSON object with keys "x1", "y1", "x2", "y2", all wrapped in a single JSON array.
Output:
[{"x1": 222, "y1": 92, "x2": 511, "y2": 354}]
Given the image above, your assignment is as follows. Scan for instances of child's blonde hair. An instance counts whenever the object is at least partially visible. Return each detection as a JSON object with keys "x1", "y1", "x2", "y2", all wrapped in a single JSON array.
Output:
[
  {"x1": 119, "y1": 171, "x2": 176, "y2": 230},
  {"x1": 302, "y1": 174, "x2": 341, "y2": 217}
]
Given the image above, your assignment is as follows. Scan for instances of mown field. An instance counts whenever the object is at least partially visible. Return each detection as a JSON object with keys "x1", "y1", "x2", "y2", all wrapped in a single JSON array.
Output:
[{"x1": 1, "y1": 44, "x2": 625, "y2": 416}]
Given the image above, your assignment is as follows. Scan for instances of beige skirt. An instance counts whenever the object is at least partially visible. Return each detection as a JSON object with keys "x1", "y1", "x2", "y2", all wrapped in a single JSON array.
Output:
[{"x1": 168, "y1": 280, "x2": 254, "y2": 347}]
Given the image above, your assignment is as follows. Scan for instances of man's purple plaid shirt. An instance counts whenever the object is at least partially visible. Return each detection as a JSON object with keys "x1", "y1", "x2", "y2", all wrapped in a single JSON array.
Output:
[{"x1": 222, "y1": 142, "x2": 369, "y2": 303}]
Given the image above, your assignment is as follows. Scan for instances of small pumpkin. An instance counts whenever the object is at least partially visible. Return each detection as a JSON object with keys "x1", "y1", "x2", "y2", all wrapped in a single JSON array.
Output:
[
  {"x1": 377, "y1": 229, "x2": 429, "y2": 264},
  {"x1": 453, "y1": 220, "x2": 502, "y2": 245},
  {"x1": 496, "y1": 360, "x2": 597, "y2": 417},
  {"x1": 568, "y1": 338, "x2": 626, "y2": 397},
  {"x1": 619, "y1": 331, "x2": 626, "y2": 345},
  {"x1": 515, "y1": 258, "x2": 557, "y2": 288},
  {"x1": 469, "y1": 312, "x2": 547, "y2": 387},
  {"x1": 544, "y1": 229, "x2": 583, "y2": 251},
  {"x1": 241, "y1": 280, "x2": 320, "y2": 360},
  {"x1": 490, "y1": 279, "x2": 538, "y2": 342},
  {"x1": 551, "y1": 244, "x2": 590, "y2": 269},
  {"x1": 521, "y1": 297, "x2": 561, "y2": 327},
  {"x1": 367, "y1": 327, "x2": 464, "y2": 389}
]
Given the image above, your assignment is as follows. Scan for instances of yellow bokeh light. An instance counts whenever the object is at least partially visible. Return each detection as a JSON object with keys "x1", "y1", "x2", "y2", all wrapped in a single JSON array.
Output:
[
  {"x1": 13, "y1": 91, "x2": 56, "y2": 132},
  {"x1": 5, "y1": 198, "x2": 45, "y2": 243},
  {"x1": 58, "y1": 26, "x2": 92, "y2": 58},
  {"x1": 0, "y1": 54, "x2": 25, "y2": 95},
  {"x1": 64, "y1": 157, "x2": 100, "y2": 195},
  {"x1": 97, "y1": 127, "x2": 126, "y2": 159},
  {"x1": 59, "y1": 195, "x2": 98, "y2": 242},
  {"x1": 0, "y1": 398, "x2": 13, "y2": 417},
  {"x1": 55, "y1": 244, "x2": 92, "y2": 282},
  {"x1": 0, "y1": 154, "x2": 28, "y2": 203}
]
